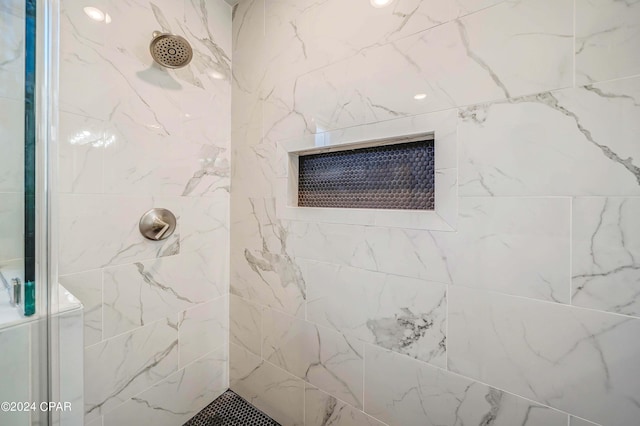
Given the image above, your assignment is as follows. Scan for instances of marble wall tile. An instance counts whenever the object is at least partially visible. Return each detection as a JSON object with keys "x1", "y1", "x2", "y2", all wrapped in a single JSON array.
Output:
[
  {"x1": 102, "y1": 120, "x2": 224, "y2": 196},
  {"x1": 100, "y1": 0, "x2": 184, "y2": 130},
  {"x1": 58, "y1": 194, "x2": 181, "y2": 275},
  {"x1": 180, "y1": 0, "x2": 232, "y2": 92},
  {"x1": 572, "y1": 197, "x2": 640, "y2": 317},
  {"x1": 0, "y1": 97, "x2": 24, "y2": 193},
  {"x1": 58, "y1": 112, "x2": 104, "y2": 194},
  {"x1": 230, "y1": 294, "x2": 262, "y2": 356},
  {"x1": 181, "y1": 193, "x2": 230, "y2": 253},
  {"x1": 59, "y1": 269, "x2": 103, "y2": 346},
  {"x1": 287, "y1": 222, "x2": 450, "y2": 283},
  {"x1": 305, "y1": 385, "x2": 384, "y2": 426},
  {"x1": 59, "y1": 0, "x2": 116, "y2": 119},
  {"x1": 178, "y1": 296, "x2": 227, "y2": 368},
  {"x1": 264, "y1": 0, "x2": 506, "y2": 85},
  {"x1": 103, "y1": 346, "x2": 227, "y2": 426},
  {"x1": 102, "y1": 251, "x2": 224, "y2": 339},
  {"x1": 459, "y1": 76, "x2": 640, "y2": 196},
  {"x1": 576, "y1": 0, "x2": 640, "y2": 85},
  {"x1": 266, "y1": 0, "x2": 572, "y2": 141},
  {"x1": 365, "y1": 344, "x2": 568, "y2": 426},
  {"x1": 230, "y1": 343, "x2": 305, "y2": 426},
  {"x1": 0, "y1": 193, "x2": 23, "y2": 263},
  {"x1": 85, "y1": 417, "x2": 103, "y2": 426},
  {"x1": 230, "y1": 198, "x2": 306, "y2": 317},
  {"x1": 570, "y1": 417, "x2": 601, "y2": 426},
  {"x1": 433, "y1": 197, "x2": 571, "y2": 303},
  {"x1": 84, "y1": 318, "x2": 179, "y2": 421},
  {"x1": 0, "y1": 0, "x2": 25, "y2": 101},
  {"x1": 262, "y1": 308, "x2": 364, "y2": 408},
  {"x1": 305, "y1": 260, "x2": 447, "y2": 367},
  {"x1": 448, "y1": 286, "x2": 640, "y2": 426},
  {"x1": 232, "y1": 0, "x2": 267, "y2": 94}
]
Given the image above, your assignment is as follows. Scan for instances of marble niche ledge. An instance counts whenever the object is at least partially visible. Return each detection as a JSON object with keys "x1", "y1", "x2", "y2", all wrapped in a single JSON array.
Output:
[{"x1": 276, "y1": 110, "x2": 458, "y2": 230}]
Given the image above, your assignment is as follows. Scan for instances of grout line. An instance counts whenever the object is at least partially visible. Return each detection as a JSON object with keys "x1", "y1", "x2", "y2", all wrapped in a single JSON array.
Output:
[
  {"x1": 571, "y1": 0, "x2": 578, "y2": 88},
  {"x1": 445, "y1": 283, "x2": 449, "y2": 371},
  {"x1": 569, "y1": 197, "x2": 573, "y2": 306}
]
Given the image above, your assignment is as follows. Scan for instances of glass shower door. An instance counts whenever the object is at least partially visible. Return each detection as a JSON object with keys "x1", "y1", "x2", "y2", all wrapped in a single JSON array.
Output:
[{"x1": 0, "y1": 1, "x2": 60, "y2": 425}]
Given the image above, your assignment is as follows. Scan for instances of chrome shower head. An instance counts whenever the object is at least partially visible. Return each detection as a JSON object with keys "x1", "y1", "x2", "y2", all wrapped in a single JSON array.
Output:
[{"x1": 149, "y1": 31, "x2": 193, "y2": 69}]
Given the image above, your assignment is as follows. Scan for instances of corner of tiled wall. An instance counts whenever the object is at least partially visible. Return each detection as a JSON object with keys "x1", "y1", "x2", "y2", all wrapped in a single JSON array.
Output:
[
  {"x1": 229, "y1": 0, "x2": 640, "y2": 425},
  {"x1": 57, "y1": 0, "x2": 233, "y2": 424}
]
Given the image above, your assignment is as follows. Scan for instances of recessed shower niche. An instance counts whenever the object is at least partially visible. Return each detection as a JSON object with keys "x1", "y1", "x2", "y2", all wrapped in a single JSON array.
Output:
[
  {"x1": 276, "y1": 112, "x2": 459, "y2": 231},
  {"x1": 297, "y1": 138, "x2": 435, "y2": 210}
]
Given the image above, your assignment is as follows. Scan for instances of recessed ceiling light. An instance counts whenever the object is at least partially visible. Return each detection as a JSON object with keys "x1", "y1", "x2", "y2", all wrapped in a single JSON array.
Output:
[
  {"x1": 83, "y1": 6, "x2": 105, "y2": 22},
  {"x1": 370, "y1": 0, "x2": 394, "y2": 8},
  {"x1": 414, "y1": 93, "x2": 427, "y2": 100}
]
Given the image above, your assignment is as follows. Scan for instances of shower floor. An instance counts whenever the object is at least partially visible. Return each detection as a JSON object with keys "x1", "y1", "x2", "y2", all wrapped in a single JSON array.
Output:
[{"x1": 184, "y1": 390, "x2": 280, "y2": 426}]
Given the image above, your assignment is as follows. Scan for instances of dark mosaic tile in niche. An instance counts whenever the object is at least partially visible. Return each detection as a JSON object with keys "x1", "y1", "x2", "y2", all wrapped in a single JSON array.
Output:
[{"x1": 298, "y1": 139, "x2": 435, "y2": 210}]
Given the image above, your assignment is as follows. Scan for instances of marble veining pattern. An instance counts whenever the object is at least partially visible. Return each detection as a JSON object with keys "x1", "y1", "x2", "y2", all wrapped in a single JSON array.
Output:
[
  {"x1": 84, "y1": 318, "x2": 179, "y2": 422},
  {"x1": 572, "y1": 197, "x2": 640, "y2": 317},
  {"x1": 231, "y1": 198, "x2": 306, "y2": 317},
  {"x1": 459, "y1": 77, "x2": 640, "y2": 196},
  {"x1": 576, "y1": 0, "x2": 640, "y2": 85},
  {"x1": 59, "y1": 0, "x2": 232, "y2": 423},
  {"x1": 448, "y1": 286, "x2": 640, "y2": 426},
  {"x1": 304, "y1": 260, "x2": 447, "y2": 368},
  {"x1": 103, "y1": 347, "x2": 228, "y2": 426},
  {"x1": 305, "y1": 386, "x2": 384, "y2": 426},
  {"x1": 262, "y1": 309, "x2": 364, "y2": 408},
  {"x1": 365, "y1": 344, "x2": 568, "y2": 426}
]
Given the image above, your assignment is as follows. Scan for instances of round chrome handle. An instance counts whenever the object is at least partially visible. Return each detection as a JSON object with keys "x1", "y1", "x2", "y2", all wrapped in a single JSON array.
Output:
[{"x1": 139, "y1": 208, "x2": 176, "y2": 241}]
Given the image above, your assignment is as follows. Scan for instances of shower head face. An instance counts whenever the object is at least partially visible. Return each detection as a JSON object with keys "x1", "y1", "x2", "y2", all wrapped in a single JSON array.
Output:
[{"x1": 149, "y1": 32, "x2": 193, "y2": 69}]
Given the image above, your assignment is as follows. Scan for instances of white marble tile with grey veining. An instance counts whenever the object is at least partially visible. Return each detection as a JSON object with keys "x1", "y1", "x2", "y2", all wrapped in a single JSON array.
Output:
[
  {"x1": 572, "y1": 197, "x2": 640, "y2": 317},
  {"x1": 230, "y1": 198, "x2": 306, "y2": 317},
  {"x1": 287, "y1": 222, "x2": 451, "y2": 283},
  {"x1": 178, "y1": 0, "x2": 232, "y2": 91},
  {"x1": 232, "y1": 0, "x2": 266, "y2": 94},
  {"x1": 0, "y1": 0, "x2": 25, "y2": 100},
  {"x1": 99, "y1": 0, "x2": 184, "y2": 130},
  {"x1": 448, "y1": 285, "x2": 640, "y2": 426},
  {"x1": 305, "y1": 260, "x2": 447, "y2": 368},
  {"x1": 58, "y1": 194, "x2": 180, "y2": 275},
  {"x1": 570, "y1": 417, "x2": 601, "y2": 426},
  {"x1": 0, "y1": 98, "x2": 24, "y2": 193},
  {"x1": 230, "y1": 294, "x2": 262, "y2": 356},
  {"x1": 432, "y1": 197, "x2": 571, "y2": 303},
  {"x1": 230, "y1": 343, "x2": 304, "y2": 426},
  {"x1": 305, "y1": 385, "x2": 385, "y2": 426},
  {"x1": 264, "y1": 0, "x2": 572, "y2": 142},
  {"x1": 576, "y1": 0, "x2": 640, "y2": 85},
  {"x1": 102, "y1": 251, "x2": 224, "y2": 339},
  {"x1": 263, "y1": 308, "x2": 364, "y2": 408},
  {"x1": 58, "y1": 111, "x2": 104, "y2": 194},
  {"x1": 59, "y1": 0, "x2": 116, "y2": 119},
  {"x1": 178, "y1": 296, "x2": 227, "y2": 368},
  {"x1": 0, "y1": 193, "x2": 23, "y2": 263},
  {"x1": 459, "y1": 76, "x2": 640, "y2": 196},
  {"x1": 264, "y1": 0, "x2": 506, "y2": 85},
  {"x1": 365, "y1": 344, "x2": 568, "y2": 426},
  {"x1": 84, "y1": 318, "x2": 178, "y2": 422},
  {"x1": 102, "y1": 119, "x2": 226, "y2": 196},
  {"x1": 181, "y1": 192, "x2": 229, "y2": 254},
  {"x1": 59, "y1": 269, "x2": 103, "y2": 346},
  {"x1": 103, "y1": 346, "x2": 227, "y2": 426}
]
